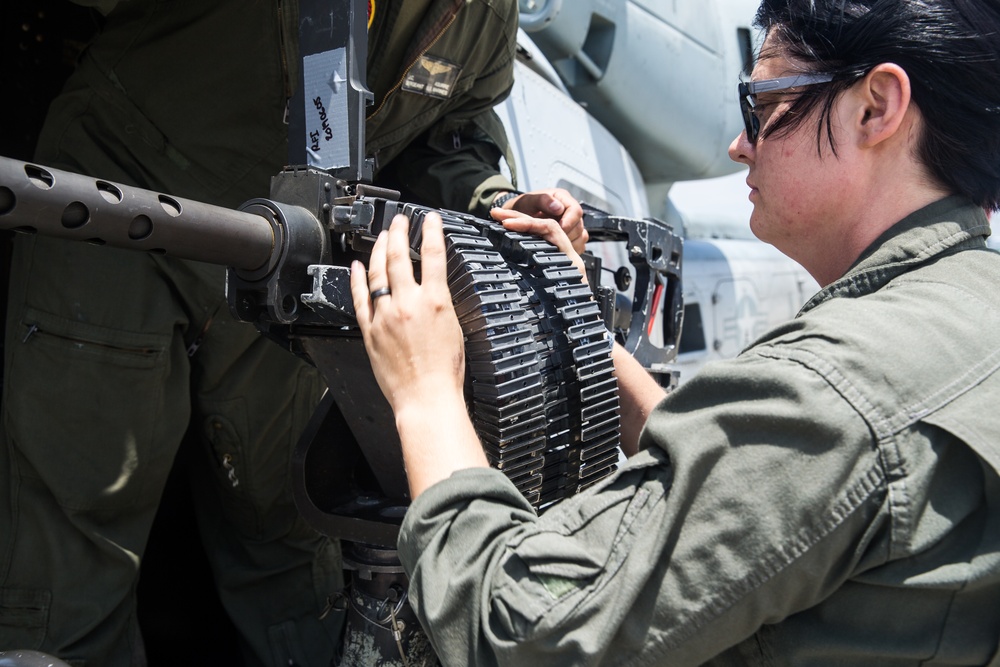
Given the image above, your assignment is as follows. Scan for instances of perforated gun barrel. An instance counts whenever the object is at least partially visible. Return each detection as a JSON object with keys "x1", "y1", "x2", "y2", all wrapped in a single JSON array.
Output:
[{"x1": 0, "y1": 157, "x2": 276, "y2": 271}]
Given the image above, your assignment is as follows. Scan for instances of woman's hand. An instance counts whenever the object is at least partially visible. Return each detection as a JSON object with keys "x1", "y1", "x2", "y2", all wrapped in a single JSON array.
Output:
[
  {"x1": 351, "y1": 212, "x2": 465, "y2": 413},
  {"x1": 491, "y1": 188, "x2": 588, "y2": 254},
  {"x1": 490, "y1": 208, "x2": 589, "y2": 281},
  {"x1": 351, "y1": 212, "x2": 487, "y2": 497}
]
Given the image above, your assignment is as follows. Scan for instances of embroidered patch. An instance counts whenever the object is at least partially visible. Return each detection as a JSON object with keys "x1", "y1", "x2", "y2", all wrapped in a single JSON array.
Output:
[{"x1": 401, "y1": 54, "x2": 463, "y2": 99}]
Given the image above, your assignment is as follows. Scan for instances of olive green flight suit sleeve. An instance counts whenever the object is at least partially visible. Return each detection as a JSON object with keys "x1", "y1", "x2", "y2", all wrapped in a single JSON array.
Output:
[
  {"x1": 381, "y1": 105, "x2": 517, "y2": 217},
  {"x1": 373, "y1": 2, "x2": 519, "y2": 217},
  {"x1": 398, "y1": 351, "x2": 887, "y2": 666}
]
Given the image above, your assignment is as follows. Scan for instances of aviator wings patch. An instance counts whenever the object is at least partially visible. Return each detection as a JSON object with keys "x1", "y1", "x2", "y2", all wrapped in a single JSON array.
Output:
[{"x1": 401, "y1": 54, "x2": 463, "y2": 99}]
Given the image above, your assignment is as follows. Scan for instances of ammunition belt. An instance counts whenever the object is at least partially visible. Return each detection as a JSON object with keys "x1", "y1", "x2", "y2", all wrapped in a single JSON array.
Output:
[{"x1": 400, "y1": 205, "x2": 622, "y2": 511}]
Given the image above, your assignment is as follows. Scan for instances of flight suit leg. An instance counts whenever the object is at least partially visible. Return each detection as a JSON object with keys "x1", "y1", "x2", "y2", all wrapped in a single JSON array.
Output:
[
  {"x1": 0, "y1": 234, "x2": 192, "y2": 667},
  {"x1": 178, "y1": 261, "x2": 345, "y2": 666}
]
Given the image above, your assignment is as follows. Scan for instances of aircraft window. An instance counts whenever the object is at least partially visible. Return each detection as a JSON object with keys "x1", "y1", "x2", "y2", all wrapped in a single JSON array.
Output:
[
  {"x1": 737, "y1": 27, "x2": 755, "y2": 77},
  {"x1": 679, "y1": 303, "x2": 706, "y2": 353}
]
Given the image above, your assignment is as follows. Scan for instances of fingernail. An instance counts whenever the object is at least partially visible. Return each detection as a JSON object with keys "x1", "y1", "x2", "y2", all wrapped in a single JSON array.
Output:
[{"x1": 548, "y1": 201, "x2": 564, "y2": 213}]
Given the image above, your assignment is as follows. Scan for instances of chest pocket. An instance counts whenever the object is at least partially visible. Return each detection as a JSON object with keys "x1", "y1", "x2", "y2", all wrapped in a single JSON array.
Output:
[
  {"x1": 367, "y1": 67, "x2": 476, "y2": 151},
  {"x1": 921, "y1": 367, "x2": 1000, "y2": 478}
]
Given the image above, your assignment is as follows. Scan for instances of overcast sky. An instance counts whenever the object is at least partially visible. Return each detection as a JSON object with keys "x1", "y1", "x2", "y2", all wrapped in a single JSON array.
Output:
[{"x1": 668, "y1": 168, "x2": 755, "y2": 238}]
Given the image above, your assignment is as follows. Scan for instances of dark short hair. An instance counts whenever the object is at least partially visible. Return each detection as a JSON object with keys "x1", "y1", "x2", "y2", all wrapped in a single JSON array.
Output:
[{"x1": 753, "y1": 0, "x2": 1000, "y2": 210}]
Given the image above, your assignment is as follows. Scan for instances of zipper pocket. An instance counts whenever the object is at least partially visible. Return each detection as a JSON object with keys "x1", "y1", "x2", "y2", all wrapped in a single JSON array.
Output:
[
  {"x1": 21, "y1": 322, "x2": 159, "y2": 357},
  {"x1": 17, "y1": 310, "x2": 167, "y2": 370}
]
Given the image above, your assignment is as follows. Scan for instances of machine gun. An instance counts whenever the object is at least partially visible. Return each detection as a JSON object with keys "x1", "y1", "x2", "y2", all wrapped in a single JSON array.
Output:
[
  {"x1": 0, "y1": 153, "x2": 682, "y2": 664},
  {"x1": 0, "y1": 1, "x2": 683, "y2": 663}
]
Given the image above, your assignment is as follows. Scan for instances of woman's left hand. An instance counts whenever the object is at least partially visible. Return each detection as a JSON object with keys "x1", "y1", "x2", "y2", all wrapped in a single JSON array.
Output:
[
  {"x1": 491, "y1": 188, "x2": 588, "y2": 254},
  {"x1": 490, "y1": 208, "x2": 589, "y2": 281}
]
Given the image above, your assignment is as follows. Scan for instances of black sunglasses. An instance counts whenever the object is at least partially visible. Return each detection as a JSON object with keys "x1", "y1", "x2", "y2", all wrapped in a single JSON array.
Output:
[{"x1": 739, "y1": 73, "x2": 834, "y2": 143}]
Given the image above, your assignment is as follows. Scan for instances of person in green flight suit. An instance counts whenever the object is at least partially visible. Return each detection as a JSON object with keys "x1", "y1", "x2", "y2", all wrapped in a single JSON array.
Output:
[
  {"x1": 0, "y1": 0, "x2": 585, "y2": 664},
  {"x1": 351, "y1": 0, "x2": 1000, "y2": 664}
]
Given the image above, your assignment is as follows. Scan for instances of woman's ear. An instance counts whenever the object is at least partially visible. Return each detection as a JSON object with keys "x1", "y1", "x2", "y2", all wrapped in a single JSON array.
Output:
[{"x1": 855, "y1": 63, "x2": 913, "y2": 148}]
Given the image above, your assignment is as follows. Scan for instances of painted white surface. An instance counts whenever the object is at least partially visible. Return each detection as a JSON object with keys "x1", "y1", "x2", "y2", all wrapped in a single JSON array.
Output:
[{"x1": 501, "y1": 8, "x2": 817, "y2": 386}]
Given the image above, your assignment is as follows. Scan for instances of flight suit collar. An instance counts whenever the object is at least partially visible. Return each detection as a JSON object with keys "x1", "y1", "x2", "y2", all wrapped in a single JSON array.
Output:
[{"x1": 801, "y1": 196, "x2": 992, "y2": 313}]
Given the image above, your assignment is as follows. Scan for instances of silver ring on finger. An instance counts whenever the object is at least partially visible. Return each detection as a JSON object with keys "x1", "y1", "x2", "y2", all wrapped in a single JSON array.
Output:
[{"x1": 370, "y1": 286, "x2": 392, "y2": 300}]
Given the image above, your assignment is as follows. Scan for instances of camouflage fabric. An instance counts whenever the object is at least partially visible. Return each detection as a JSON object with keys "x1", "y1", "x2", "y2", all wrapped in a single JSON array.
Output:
[{"x1": 398, "y1": 198, "x2": 1000, "y2": 665}]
